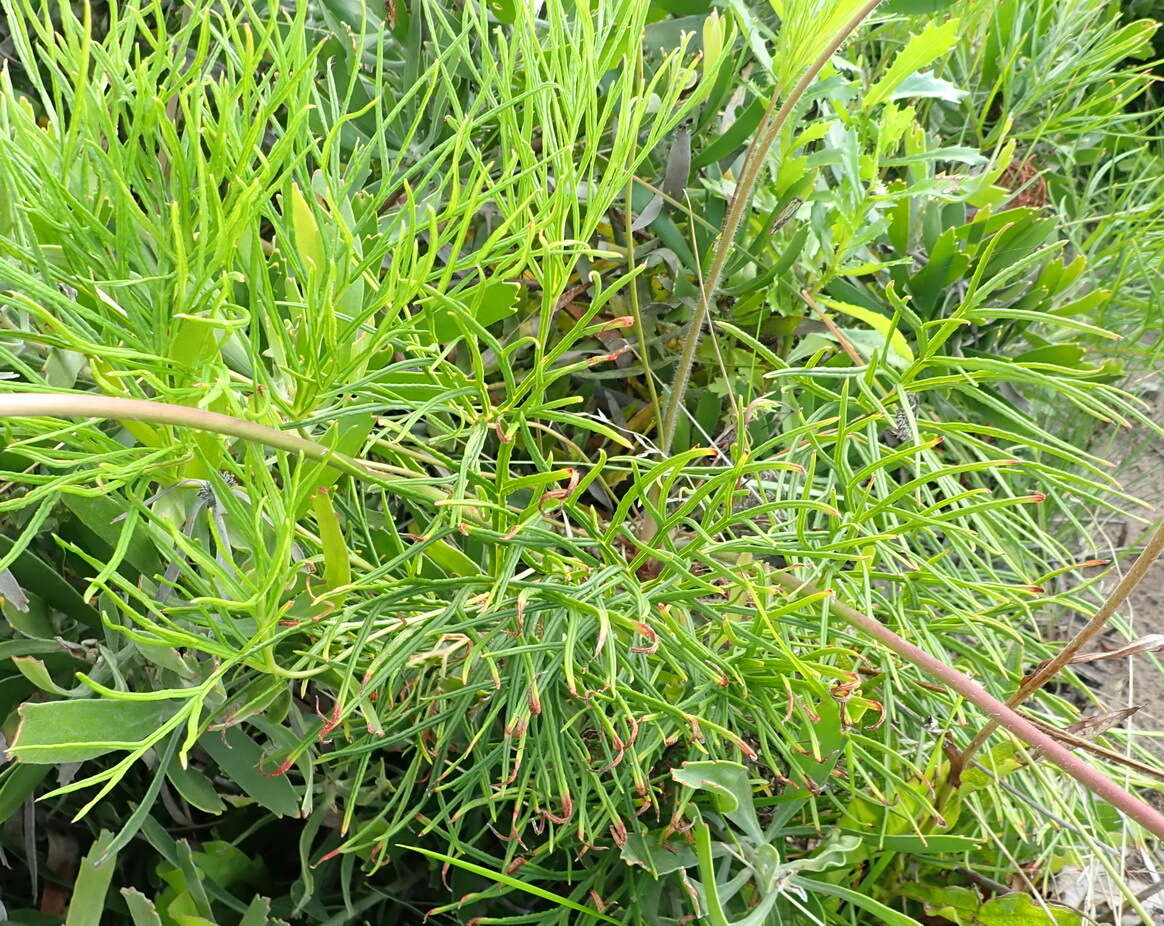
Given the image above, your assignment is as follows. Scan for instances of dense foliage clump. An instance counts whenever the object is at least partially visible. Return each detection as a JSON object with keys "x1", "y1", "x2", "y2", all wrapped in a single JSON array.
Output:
[{"x1": 0, "y1": 0, "x2": 1161, "y2": 923}]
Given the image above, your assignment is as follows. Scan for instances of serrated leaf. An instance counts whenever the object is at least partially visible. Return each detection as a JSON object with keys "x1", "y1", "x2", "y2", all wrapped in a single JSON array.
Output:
[
  {"x1": 239, "y1": 896, "x2": 275, "y2": 926},
  {"x1": 886, "y1": 70, "x2": 967, "y2": 103},
  {"x1": 866, "y1": 19, "x2": 960, "y2": 109},
  {"x1": 121, "y1": 889, "x2": 163, "y2": 926}
]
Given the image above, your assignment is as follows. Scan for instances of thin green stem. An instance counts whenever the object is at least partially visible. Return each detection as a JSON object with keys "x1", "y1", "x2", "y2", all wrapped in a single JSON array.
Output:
[
  {"x1": 0, "y1": 392, "x2": 372, "y2": 480},
  {"x1": 657, "y1": 0, "x2": 884, "y2": 456},
  {"x1": 624, "y1": 192, "x2": 662, "y2": 437}
]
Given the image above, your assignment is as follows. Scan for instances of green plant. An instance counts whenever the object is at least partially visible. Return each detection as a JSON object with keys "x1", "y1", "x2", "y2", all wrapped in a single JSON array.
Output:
[
  {"x1": 950, "y1": 0, "x2": 1160, "y2": 150},
  {"x1": 0, "y1": 0, "x2": 1162, "y2": 923}
]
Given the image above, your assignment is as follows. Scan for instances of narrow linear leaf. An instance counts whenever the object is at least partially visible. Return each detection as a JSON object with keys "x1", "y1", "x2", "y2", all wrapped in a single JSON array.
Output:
[
  {"x1": 792, "y1": 876, "x2": 924, "y2": 926},
  {"x1": 1071, "y1": 635, "x2": 1164, "y2": 664},
  {"x1": 401, "y1": 845, "x2": 620, "y2": 924}
]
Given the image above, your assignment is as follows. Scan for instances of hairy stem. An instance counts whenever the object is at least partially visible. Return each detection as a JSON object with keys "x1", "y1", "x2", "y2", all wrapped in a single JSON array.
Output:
[
  {"x1": 949, "y1": 518, "x2": 1164, "y2": 785},
  {"x1": 771, "y1": 571, "x2": 1164, "y2": 840},
  {"x1": 657, "y1": 0, "x2": 884, "y2": 456}
]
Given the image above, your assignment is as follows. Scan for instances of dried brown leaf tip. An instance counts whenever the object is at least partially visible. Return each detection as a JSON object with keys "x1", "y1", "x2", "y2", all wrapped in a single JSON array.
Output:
[
  {"x1": 1070, "y1": 634, "x2": 1164, "y2": 664},
  {"x1": 1000, "y1": 157, "x2": 1048, "y2": 209},
  {"x1": 1064, "y1": 705, "x2": 1142, "y2": 739}
]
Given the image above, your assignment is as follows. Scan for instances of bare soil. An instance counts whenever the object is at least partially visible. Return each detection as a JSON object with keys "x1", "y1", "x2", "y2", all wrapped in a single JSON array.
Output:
[
  {"x1": 1075, "y1": 379, "x2": 1164, "y2": 762},
  {"x1": 1047, "y1": 375, "x2": 1164, "y2": 922}
]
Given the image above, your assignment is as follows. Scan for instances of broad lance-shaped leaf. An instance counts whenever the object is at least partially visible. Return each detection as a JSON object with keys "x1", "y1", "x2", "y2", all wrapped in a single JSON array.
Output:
[
  {"x1": 12, "y1": 655, "x2": 72, "y2": 694},
  {"x1": 0, "y1": 567, "x2": 29, "y2": 612},
  {"x1": 816, "y1": 296, "x2": 915, "y2": 363},
  {"x1": 621, "y1": 830, "x2": 698, "y2": 877},
  {"x1": 426, "y1": 278, "x2": 520, "y2": 342},
  {"x1": 632, "y1": 127, "x2": 691, "y2": 231},
  {"x1": 701, "y1": 10, "x2": 726, "y2": 82},
  {"x1": 166, "y1": 755, "x2": 225, "y2": 814},
  {"x1": 64, "y1": 831, "x2": 119, "y2": 926},
  {"x1": 671, "y1": 760, "x2": 763, "y2": 842},
  {"x1": 0, "y1": 764, "x2": 50, "y2": 825},
  {"x1": 866, "y1": 19, "x2": 960, "y2": 109},
  {"x1": 902, "y1": 884, "x2": 1082, "y2": 926},
  {"x1": 0, "y1": 534, "x2": 101, "y2": 628},
  {"x1": 795, "y1": 877, "x2": 925, "y2": 926},
  {"x1": 10, "y1": 700, "x2": 183, "y2": 764},
  {"x1": 310, "y1": 487, "x2": 352, "y2": 591},
  {"x1": 288, "y1": 181, "x2": 324, "y2": 270},
  {"x1": 778, "y1": 829, "x2": 861, "y2": 876},
  {"x1": 198, "y1": 726, "x2": 301, "y2": 817}
]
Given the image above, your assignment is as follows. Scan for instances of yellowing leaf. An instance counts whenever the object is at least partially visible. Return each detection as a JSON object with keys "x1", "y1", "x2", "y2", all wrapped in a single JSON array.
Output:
[
  {"x1": 817, "y1": 297, "x2": 915, "y2": 363},
  {"x1": 288, "y1": 181, "x2": 324, "y2": 270},
  {"x1": 310, "y1": 487, "x2": 352, "y2": 591},
  {"x1": 702, "y1": 10, "x2": 725, "y2": 82}
]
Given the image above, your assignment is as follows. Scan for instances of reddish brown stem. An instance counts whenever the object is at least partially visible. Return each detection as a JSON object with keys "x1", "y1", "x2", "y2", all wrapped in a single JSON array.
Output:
[
  {"x1": 771, "y1": 572, "x2": 1164, "y2": 840},
  {"x1": 951, "y1": 519, "x2": 1164, "y2": 783}
]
